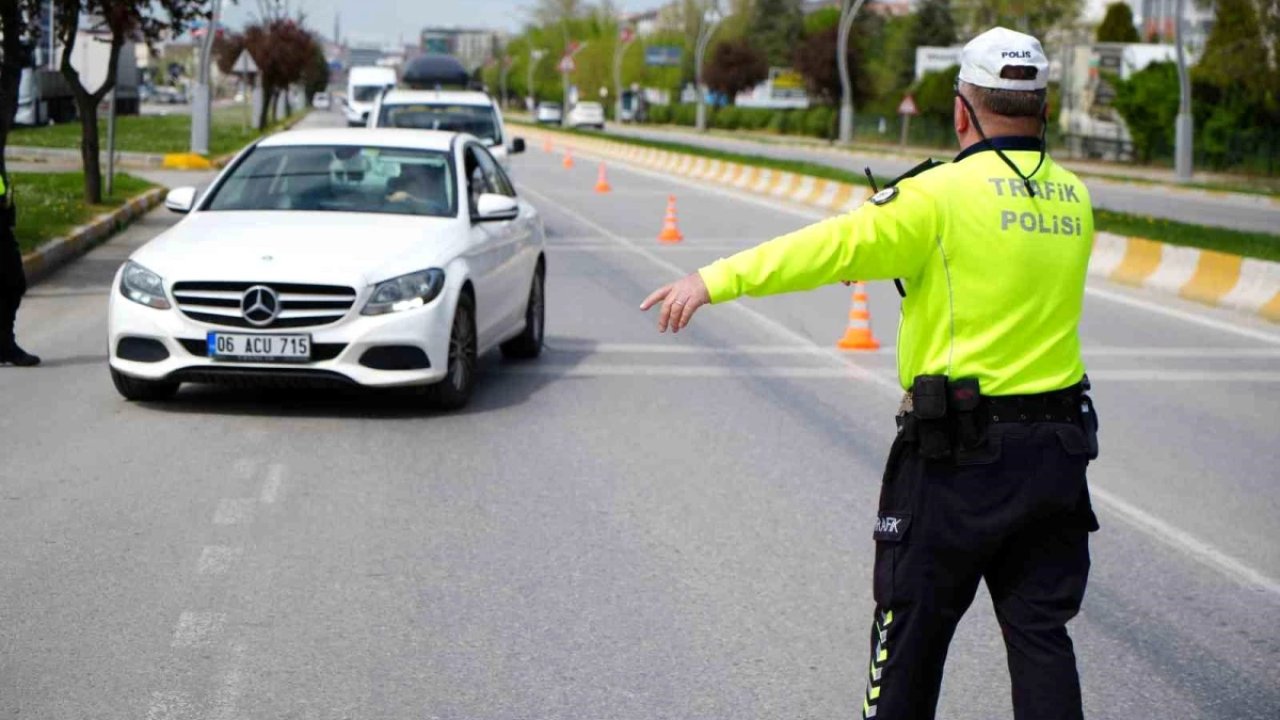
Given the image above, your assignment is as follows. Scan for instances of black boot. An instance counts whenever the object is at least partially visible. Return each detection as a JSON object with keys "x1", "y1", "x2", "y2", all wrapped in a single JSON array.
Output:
[{"x1": 0, "y1": 338, "x2": 39, "y2": 367}]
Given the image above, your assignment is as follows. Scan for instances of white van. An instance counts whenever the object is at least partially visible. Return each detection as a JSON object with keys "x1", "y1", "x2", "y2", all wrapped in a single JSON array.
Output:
[{"x1": 345, "y1": 66, "x2": 397, "y2": 126}]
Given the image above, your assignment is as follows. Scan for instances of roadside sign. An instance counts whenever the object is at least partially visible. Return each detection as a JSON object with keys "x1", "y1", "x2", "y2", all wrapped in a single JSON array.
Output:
[
  {"x1": 558, "y1": 55, "x2": 576, "y2": 73},
  {"x1": 644, "y1": 45, "x2": 682, "y2": 67},
  {"x1": 897, "y1": 94, "x2": 918, "y2": 116},
  {"x1": 232, "y1": 51, "x2": 258, "y2": 76},
  {"x1": 620, "y1": 27, "x2": 635, "y2": 45}
]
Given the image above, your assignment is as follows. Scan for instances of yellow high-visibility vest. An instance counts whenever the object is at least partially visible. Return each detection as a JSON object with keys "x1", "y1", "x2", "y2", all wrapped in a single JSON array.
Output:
[{"x1": 698, "y1": 140, "x2": 1093, "y2": 396}]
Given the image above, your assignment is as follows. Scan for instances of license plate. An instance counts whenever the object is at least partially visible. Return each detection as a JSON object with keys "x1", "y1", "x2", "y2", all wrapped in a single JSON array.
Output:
[{"x1": 207, "y1": 332, "x2": 311, "y2": 362}]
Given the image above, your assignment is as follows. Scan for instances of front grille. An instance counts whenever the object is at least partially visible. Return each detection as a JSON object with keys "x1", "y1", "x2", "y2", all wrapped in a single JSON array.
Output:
[
  {"x1": 177, "y1": 338, "x2": 347, "y2": 362},
  {"x1": 171, "y1": 281, "x2": 358, "y2": 329},
  {"x1": 169, "y1": 366, "x2": 356, "y2": 390}
]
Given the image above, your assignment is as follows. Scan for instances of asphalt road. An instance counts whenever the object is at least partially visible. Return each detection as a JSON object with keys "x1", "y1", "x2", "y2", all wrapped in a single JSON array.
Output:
[
  {"x1": 2, "y1": 108, "x2": 1279, "y2": 719},
  {"x1": 602, "y1": 123, "x2": 1280, "y2": 236}
]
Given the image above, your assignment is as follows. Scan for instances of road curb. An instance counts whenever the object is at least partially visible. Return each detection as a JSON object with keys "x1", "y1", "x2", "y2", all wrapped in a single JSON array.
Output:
[
  {"x1": 5, "y1": 145, "x2": 166, "y2": 169},
  {"x1": 520, "y1": 125, "x2": 1280, "y2": 324},
  {"x1": 20, "y1": 187, "x2": 166, "y2": 286}
]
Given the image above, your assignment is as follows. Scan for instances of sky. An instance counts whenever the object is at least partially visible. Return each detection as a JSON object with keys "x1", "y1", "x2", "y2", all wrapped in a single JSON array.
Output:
[{"x1": 220, "y1": 0, "x2": 672, "y2": 45}]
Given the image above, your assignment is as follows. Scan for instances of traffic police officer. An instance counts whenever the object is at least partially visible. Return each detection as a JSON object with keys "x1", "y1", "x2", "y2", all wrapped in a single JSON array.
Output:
[
  {"x1": 641, "y1": 27, "x2": 1099, "y2": 720},
  {"x1": 1, "y1": 169, "x2": 40, "y2": 366}
]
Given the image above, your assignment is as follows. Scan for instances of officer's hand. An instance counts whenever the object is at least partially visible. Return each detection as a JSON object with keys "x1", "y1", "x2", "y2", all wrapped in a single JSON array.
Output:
[{"x1": 640, "y1": 272, "x2": 711, "y2": 334}]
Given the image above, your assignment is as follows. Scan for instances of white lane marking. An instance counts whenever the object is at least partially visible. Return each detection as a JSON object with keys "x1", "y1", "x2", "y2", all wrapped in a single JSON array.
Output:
[
  {"x1": 171, "y1": 611, "x2": 225, "y2": 647},
  {"x1": 1084, "y1": 285, "x2": 1280, "y2": 345},
  {"x1": 523, "y1": 176, "x2": 1280, "y2": 597},
  {"x1": 145, "y1": 691, "x2": 193, "y2": 720},
  {"x1": 209, "y1": 643, "x2": 246, "y2": 720},
  {"x1": 1085, "y1": 370, "x2": 1280, "y2": 382},
  {"x1": 259, "y1": 463, "x2": 285, "y2": 504},
  {"x1": 538, "y1": 144, "x2": 1280, "y2": 341},
  {"x1": 196, "y1": 546, "x2": 242, "y2": 575},
  {"x1": 1083, "y1": 346, "x2": 1280, "y2": 358},
  {"x1": 1089, "y1": 485, "x2": 1280, "y2": 596},
  {"x1": 213, "y1": 498, "x2": 256, "y2": 525},
  {"x1": 549, "y1": 341, "x2": 829, "y2": 356},
  {"x1": 522, "y1": 184, "x2": 901, "y2": 393},
  {"x1": 514, "y1": 364, "x2": 1280, "y2": 381},
  {"x1": 550, "y1": 243, "x2": 751, "y2": 253},
  {"x1": 550, "y1": 342, "x2": 1280, "y2": 359}
]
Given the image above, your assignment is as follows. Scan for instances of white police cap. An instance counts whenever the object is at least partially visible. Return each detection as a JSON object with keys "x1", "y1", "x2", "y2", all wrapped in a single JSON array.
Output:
[{"x1": 958, "y1": 27, "x2": 1049, "y2": 92}]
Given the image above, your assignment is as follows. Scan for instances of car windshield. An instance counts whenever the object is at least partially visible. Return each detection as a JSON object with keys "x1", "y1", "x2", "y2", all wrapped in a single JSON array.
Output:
[
  {"x1": 378, "y1": 103, "x2": 501, "y2": 144},
  {"x1": 205, "y1": 145, "x2": 457, "y2": 218},
  {"x1": 352, "y1": 85, "x2": 383, "y2": 102}
]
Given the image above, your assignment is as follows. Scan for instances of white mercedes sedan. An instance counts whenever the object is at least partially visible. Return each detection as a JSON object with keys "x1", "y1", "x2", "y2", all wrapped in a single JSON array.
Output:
[{"x1": 107, "y1": 128, "x2": 546, "y2": 409}]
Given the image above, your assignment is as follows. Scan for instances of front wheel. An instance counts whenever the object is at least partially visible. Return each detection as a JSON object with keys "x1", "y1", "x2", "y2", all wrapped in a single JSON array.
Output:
[
  {"x1": 110, "y1": 368, "x2": 180, "y2": 402},
  {"x1": 424, "y1": 293, "x2": 478, "y2": 410},
  {"x1": 501, "y1": 266, "x2": 545, "y2": 360}
]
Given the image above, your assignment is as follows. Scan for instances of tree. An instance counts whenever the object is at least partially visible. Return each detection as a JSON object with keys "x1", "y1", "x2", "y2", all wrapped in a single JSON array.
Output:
[
  {"x1": 244, "y1": 18, "x2": 318, "y2": 129},
  {"x1": 703, "y1": 38, "x2": 768, "y2": 103},
  {"x1": 212, "y1": 30, "x2": 245, "y2": 75},
  {"x1": 902, "y1": 0, "x2": 957, "y2": 89},
  {"x1": 793, "y1": 23, "x2": 876, "y2": 105},
  {"x1": 1110, "y1": 61, "x2": 1178, "y2": 162},
  {"x1": 749, "y1": 0, "x2": 803, "y2": 68},
  {"x1": 0, "y1": 1, "x2": 43, "y2": 181},
  {"x1": 54, "y1": 0, "x2": 205, "y2": 204},
  {"x1": 962, "y1": 0, "x2": 1083, "y2": 38},
  {"x1": 300, "y1": 44, "x2": 329, "y2": 105},
  {"x1": 1095, "y1": 2, "x2": 1139, "y2": 42},
  {"x1": 913, "y1": 64, "x2": 960, "y2": 121}
]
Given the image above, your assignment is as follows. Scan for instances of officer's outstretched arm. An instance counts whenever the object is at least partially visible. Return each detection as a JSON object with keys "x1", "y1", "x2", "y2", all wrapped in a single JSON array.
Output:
[{"x1": 696, "y1": 184, "x2": 938, "y2": 304}]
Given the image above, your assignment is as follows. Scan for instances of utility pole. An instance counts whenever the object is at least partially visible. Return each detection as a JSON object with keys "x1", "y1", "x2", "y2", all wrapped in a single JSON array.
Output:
[
  {"x1": 527, "y1": 48, "x2": 545, "y2": 110},
  {"x1": 837, "y1": 0, "x2": 868, "y2": 144},
  {"x1": 191, "y1": 0, "x2": 222, "y2": 156},
  {"x1": 694, "y1": 2, "x2": 721, "y2": 132},
  {"x1": 1173, "y1": 0, "x2": 1193, "y2": 181}
]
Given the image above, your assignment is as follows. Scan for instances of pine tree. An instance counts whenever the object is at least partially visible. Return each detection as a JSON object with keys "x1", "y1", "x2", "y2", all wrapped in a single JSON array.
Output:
[{"x1": 1095, "y1": 2, "x2": 1140, "y2": 43}]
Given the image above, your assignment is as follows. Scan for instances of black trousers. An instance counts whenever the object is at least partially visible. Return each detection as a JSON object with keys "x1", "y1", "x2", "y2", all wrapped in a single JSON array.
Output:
[
  {"x1": 861, "y1": 421, "x2": 1099, "y2": 720},
  {"x1": 0, "y1": 219, "x2": 24, "y2": 343}
]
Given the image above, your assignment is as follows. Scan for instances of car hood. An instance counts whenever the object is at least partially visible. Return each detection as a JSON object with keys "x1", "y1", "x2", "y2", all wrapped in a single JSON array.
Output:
[{"x1": 132, "y1": 211, "x2": 469, "y2": 287}]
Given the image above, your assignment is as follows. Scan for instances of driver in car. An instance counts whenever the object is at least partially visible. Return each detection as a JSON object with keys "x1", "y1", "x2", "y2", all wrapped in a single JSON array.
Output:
[{"x1": 386, "y1": 163, "x2": 446, "y2": 212}]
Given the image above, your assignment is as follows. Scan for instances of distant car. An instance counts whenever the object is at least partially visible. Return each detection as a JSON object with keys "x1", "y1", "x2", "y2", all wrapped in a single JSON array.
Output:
[
  {"x1": 312, "y1": 91, "x2": 331, "y2": 109},
  {"x1": 107, "y1": 128, "x2": 548, "y2": 410},
  {"x1": 535, "y1": 102, "x2": 562, "y2": 125},
  {"x1": 566, "y1": 101, "x2": 605, "y2": 130},
  {"x1": 154, "y1": 85, "x2": 187, "y2": 104},
  {"x1": 368, "y1": 88, "x2": 524, "y2": 171}
]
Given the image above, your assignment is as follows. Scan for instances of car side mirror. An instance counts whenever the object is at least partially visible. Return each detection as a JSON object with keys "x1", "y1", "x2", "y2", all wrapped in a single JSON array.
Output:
[
  {"x1": 165, "y1": 186, "x2": 197, "y2": 214},
  {"x1": 511, "y1": 137, "x2": 526, "y2": 154},
  {"x1": 473, "y1": 193, "x2": 518, "y2": 223}
]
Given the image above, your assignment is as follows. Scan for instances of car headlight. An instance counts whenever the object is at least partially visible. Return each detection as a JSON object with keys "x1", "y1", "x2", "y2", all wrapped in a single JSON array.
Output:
[
  {"x1": 119, "y1": 261, "x2": 171, "y2": 309},
  {"x1": 362, "y1": 268, "x2": 446, "y2": 316}
]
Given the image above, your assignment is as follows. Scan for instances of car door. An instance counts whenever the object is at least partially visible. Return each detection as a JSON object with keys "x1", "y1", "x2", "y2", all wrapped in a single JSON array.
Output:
[
  {"x1": 462, "y1": 143, "x2": 510, "y2": 351},
  {"x1": 471, "y1": 145, "x2": 534, "y2": 340}
]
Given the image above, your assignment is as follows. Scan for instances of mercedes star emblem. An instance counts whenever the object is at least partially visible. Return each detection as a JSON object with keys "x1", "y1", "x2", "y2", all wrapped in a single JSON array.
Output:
[{"x1": 241, "y1": 285, "x2": 280, "y2": 327}]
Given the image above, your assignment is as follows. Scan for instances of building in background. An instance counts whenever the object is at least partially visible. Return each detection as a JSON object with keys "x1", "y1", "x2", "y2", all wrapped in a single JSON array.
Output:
[{"x1": 420, "y1": 27, "x2": 503, "y2": 73}]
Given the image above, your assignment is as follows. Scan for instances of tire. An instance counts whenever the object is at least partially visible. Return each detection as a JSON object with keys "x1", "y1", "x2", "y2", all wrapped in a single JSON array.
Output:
[
  {"x1": 424, "y1": 293, "x2": 478, "y2": 410},
  {"x1": 110, "y1": 368, "x2": 179, "y2": 402},
  {"x1": 500, "y1": 265, "x2": 545, "y2": 360}
]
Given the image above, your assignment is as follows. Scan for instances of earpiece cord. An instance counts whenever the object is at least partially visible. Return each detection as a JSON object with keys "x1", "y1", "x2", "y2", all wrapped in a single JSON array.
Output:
[{"x1": 957, "y1": 92, "x2": 1046, "y2": 197}]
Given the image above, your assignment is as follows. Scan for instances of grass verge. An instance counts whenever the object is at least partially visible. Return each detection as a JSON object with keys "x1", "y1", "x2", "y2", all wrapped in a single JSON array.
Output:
[
  {"x1": 13, "y1": 171, "x2": 157, "y2": 254},
  {"x1": 9, "y1": 106, "x2": 309, "y2": 157},
  {"x1": 516, "y1": 122, "x2": 1280, "y2": 262}
]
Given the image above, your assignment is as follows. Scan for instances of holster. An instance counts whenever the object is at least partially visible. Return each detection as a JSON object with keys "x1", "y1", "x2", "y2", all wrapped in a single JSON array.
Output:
[
  {"x1": 911, "y1": 375, "x2": 952, "y2": 460},
  {"x1": 1080, "y1": 375, "x2": 1100, "y2": 460}
]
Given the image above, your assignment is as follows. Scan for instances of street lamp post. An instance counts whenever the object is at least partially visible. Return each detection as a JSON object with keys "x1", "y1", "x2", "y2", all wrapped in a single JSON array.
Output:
[
  {"x1": 836, "y1": 0, "x2": 868, "y2": 144},
  {"x1": 694, "y1": 3, "x2": 721, "y2": 133},
  {"x1": 613, "y1": 27, "x2": 634, "y2": 124},
  {"x1": 1173, "y1": 0, "x2": 1193, "y2": 181},
  {"x1": 191, "y1": 0, "x2": 222, "y2": 156},
  {"x1": 527, "y1": 48, "x2": 545, "y2": 110}
]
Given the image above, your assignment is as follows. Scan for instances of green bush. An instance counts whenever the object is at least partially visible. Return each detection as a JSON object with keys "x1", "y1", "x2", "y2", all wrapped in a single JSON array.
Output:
[
  {"x1": 672, "y1": 103, "x2": 698, "y2": 126},
  {"x1": 715, "y1": 105, "x2": 741, "y2": 130},
  {"x1": 802, "y1": 106, "x2": 836, "y2": 139},
  {"x1": 648, "y1": 104, "x2": 671, "y2": 124}
]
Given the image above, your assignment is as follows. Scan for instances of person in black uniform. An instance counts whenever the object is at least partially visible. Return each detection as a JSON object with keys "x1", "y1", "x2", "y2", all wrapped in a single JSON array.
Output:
[{"x1": 1, "y1": 171, "x2": 40, "y2": 366}]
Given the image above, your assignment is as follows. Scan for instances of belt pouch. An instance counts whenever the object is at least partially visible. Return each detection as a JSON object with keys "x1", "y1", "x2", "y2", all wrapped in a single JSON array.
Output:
[{"x1": 912, "y1": 375, "x2": 951, "y2": 459}]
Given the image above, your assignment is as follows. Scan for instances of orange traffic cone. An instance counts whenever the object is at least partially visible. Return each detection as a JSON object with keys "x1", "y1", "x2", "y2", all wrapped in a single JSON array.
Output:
[
  {"x1": 836, "y1": 282, "x2": 881, "y2": 350},
  {"x1": 657, "y1": 195, "x2": 683, "y2": 244},
  {"x1": 562, "y1": 148, "x2": 574, "y2": 169},
  {"x1": 542, "y1": 138, "x2": 553, "y2": 153},
  {"x1": 594, "y1": 163, "x2": 612, "y2": 193}
]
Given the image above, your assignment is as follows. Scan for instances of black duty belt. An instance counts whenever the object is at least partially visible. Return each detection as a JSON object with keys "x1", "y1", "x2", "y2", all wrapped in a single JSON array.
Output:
[{"x1": 898, "y1": 382, "x2": 1083, "y2": 424}]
